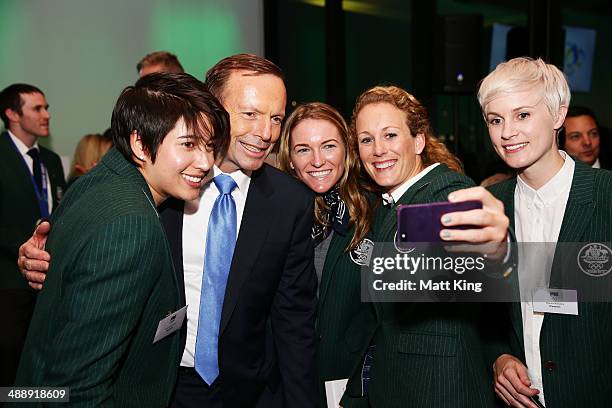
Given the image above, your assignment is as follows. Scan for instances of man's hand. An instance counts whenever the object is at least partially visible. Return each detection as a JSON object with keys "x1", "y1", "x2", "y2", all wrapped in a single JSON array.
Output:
[
  {"x1": 18, "y1": 220, "x2": 52, "y2": 290},
  {"x1": 493, "y1": 354, "x2": 540, "y2": 408},
  {"x1": 439, "y1": 187, "x2": 509, "y2": 244}
]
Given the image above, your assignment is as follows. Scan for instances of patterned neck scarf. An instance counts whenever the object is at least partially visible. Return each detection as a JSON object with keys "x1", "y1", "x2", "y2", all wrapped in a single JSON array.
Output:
[{"x1": 312, "y1": 185, "x2": 350, "y2": 246}]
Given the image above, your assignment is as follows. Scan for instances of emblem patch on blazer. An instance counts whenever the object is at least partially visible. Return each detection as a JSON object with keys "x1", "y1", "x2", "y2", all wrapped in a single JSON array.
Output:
[
  {"x1": 350, "y1": 238, "x2": 374, "y2": 266},
  {"x1": 577, "y1": 243, "x2": 612, "y2": 277}
]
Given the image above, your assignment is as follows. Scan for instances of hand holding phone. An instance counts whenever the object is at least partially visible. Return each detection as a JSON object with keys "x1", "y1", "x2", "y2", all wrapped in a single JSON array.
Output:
[{"x1": 397, "y1": 200, "x2": 483, "y2": 243}]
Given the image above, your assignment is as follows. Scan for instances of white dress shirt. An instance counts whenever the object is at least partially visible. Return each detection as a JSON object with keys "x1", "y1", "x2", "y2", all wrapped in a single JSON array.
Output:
[
  {"x1": 8, "y1": 130, "x2": 53, "y2": 213},
  {"x1": 515, "y1": 151, "x2": 575, "y2": 406},
  {"x1": 592, "y1": 158, "x2": 601, "y2": 169},
  {"x1": 180, "y1": 166, "x2": 251, "y2": 367},
  {"x1": 382, "y1": 163, "x2": 441, "y2": 204}
]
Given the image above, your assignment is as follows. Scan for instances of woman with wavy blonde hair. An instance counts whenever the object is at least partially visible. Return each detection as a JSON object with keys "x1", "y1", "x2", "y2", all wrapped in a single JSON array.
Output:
[
  {"x1": 339, "y1": 85, "x2": 507, "y2": 407},
  {"x1": 278, "y1": 102, "x2": 374, "y2": 407},
  {"x1": 68, "y1": 133, "x2": 113, "y2": 184}
]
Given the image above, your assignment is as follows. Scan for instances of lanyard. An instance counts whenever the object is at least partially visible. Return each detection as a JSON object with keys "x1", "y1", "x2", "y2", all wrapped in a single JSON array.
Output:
[{"x1": 4, "y1": 133, "x2": 50, "y2": 218}]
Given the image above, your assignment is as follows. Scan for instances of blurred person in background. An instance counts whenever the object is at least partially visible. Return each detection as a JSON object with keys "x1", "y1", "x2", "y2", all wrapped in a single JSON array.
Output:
[
  {"x1": 67, "y1": 133, "x2": 113, "y2": 187},
  {"x1": 137, "y1": 50, "x2": 185, "y2": 77},
  {"x1": 0, "y1": 83, "x2": 65, "y2": 386},
  {"x1": 559, "y1": 105, "x2": 611, "y2": 169}
]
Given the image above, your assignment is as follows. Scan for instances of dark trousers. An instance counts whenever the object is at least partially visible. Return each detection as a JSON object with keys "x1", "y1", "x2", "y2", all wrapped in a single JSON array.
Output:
[
  {"x1": 171, "y1": 367, "x2": 223, "y2": 408},
  {"x1": 0, "y1": 289, "x2": 36, "y2": 386}
]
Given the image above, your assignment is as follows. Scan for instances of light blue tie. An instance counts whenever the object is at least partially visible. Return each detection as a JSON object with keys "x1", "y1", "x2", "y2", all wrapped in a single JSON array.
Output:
[{"x1": 195, "y1": 174, "x2": 237, "y2": 385}]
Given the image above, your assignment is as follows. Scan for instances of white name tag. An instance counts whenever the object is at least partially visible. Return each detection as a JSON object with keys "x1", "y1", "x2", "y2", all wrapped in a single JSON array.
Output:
[
  {"x1": 532, "y1": 289, "x2": 578, "y2": 315},
  {"x1": 325, "y1": 378, "x2": 348, "y2": 408},
  {"x1": 153, "y1": 305, "x2": 188, "y2": 343}
]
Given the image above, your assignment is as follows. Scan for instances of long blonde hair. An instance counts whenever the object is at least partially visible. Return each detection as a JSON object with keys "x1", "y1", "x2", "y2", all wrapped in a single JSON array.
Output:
[
  {"x1": 278, "y1": 102, "x2": 372, "y2": 251},
  {"x1": 69, "y1": 134, "x2": 113, "y2": 179}
]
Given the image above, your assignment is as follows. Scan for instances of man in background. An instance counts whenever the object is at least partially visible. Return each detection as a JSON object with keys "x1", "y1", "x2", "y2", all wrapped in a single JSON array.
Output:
[
  {"x1": 560, "y1": 105, "x2": 610, "y2": 169},
  {"x1": 137, "y1": 50, "x2": 185, "y2": 77},
  {"x1": 0, "y1": 83, "x2": 65, "y2": 386}
]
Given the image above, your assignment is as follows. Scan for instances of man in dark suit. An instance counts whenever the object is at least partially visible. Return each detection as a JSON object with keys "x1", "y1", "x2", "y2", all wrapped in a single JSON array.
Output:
[
  {"x1": 0, "y1": 84, "x2": 66, "y2": 386},
  {"x1": 479, "y1": 57, "x2": 612, "y2": 407},
  {"x1": 18, "y1": 55, "x2": 318, "y2": 408}
]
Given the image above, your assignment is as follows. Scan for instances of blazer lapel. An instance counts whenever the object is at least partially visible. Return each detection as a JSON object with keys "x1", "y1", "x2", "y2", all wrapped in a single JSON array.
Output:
[
  {"x1": 1, "y1": 132, "x2": 41, "y2": 207},
  {"x1": 318, "y1": 232, "x2": 347, "y2": 308},
  {"x1": 556, "y1": 162, "x2": 595, "y2": 243},
  {"x1": 548, "y1": 162, "x2": 595, "y2": 292},
  {"x1": 490, "y1": 178, "x2": 523, "y2": 345},
  {"x1": 220, "y1": 167, "x2": 275, "y2": 335},
  {"x1": 160, "y1": 198, "x2": 187, "y2": 305}
]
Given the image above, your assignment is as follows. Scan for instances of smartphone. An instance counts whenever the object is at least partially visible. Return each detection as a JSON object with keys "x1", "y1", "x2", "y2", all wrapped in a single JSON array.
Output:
[{"x1": 396, "y1": 200, "x2": 482, "y2": 243}]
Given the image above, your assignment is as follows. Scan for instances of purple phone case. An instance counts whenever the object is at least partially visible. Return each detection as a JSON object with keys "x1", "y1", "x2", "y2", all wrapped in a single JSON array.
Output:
[{"x1": 397, "y1": 200, "x2": 483, "y2": 242}]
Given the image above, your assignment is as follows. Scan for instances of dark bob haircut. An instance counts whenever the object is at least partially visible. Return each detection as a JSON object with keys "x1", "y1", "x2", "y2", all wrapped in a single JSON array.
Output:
[{"x1": 111, "y1": 72, "x2": 230, "y2": 165}]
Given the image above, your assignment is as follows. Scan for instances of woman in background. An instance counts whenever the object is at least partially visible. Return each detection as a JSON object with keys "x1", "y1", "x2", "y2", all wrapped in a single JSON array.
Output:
[{"x1": 67, "y1": 133, "x2": 112, "y2": 186}]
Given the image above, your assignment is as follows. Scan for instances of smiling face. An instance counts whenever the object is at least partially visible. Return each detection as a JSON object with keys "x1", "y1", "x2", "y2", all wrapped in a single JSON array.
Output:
[
  {"x1": 217, "y1": 71, "x2": 286, "y2": 174},
  {"x1": 484, "y1": 89, "x2": 566, "y2": 181},
  {"x1": 289, "y1": 118, "x2": 346, "y2": 194},
  {"x1": 356, "y1": 102, "x2": 425, "y2": 193},
  {"x1": 135, "y1": 117, "x2": 214, "y2": 205},
  {"x1": 563, "y1": 114, "x2": 600, "y2": 165}
]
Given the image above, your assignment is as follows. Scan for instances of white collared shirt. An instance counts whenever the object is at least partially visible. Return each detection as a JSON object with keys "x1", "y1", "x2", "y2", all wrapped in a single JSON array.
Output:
[
  {"x1": 8, "y1": 130, "x2": 53, "y2": 213},
  {"x1": 592, "y1": 158, "x2": 600, "y2": 169},
  {"x1": 382, "y1": 163, "x2": 441, "y2": 204},
  {"x1": 180, "y1": 166, "x2": 251, "y2": 367},
  {"x1": 515, "y1": 151, "x2": 575, "y2": 407}
]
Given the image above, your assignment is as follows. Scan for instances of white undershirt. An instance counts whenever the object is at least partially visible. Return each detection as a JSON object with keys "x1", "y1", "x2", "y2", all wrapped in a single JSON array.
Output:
[
  {"x1": 180, "y1": 165, "x2": 251, "y2": 367},
  {"x1": 515, "y1": 151, "x2": 575, "y2": 407},
  {"x1": 592, "y1": 158, "x2": 600, "y2": 169},
  {"x1": 8, "y1": 130, "x2": 53, "y2": 213}
]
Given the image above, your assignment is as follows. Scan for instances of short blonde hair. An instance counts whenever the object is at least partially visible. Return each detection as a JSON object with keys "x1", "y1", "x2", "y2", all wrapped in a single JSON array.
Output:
[{"x1": 477, "y1": 57, "x2": 571, "y2": 122}]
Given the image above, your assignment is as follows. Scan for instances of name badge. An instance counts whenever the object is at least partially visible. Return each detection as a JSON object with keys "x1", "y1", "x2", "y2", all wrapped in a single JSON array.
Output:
[
  {"x1": 532, "y1": 288, "x2": 578, "y2": 315},
  {"x1": 153, "y1": 305, "x2": 188, "y2": 343},
  {"x1": 325, "y1": 378, "x2": 348, "y2": 408}
]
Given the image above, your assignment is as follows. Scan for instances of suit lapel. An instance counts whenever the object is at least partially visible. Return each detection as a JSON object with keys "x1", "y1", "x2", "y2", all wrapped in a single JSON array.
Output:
[
  {"x1": 220, "y1": 167, "x2": 275, "y2": 335},
  {"x1": 318, "y1": 232, "x2": 347, "y2": 308},
  {"x1": 39, "y1": 148, "x2": 64, "y2": 207},
  {"x1": 1, "y1": 132, "x2": 41, "y2": 207},
  {"x1": 556, "y1": 162, "x2": 594, "y2": 243},
  {"x1": 160, "y1": 198, "x2": 187, "y2": 305}
]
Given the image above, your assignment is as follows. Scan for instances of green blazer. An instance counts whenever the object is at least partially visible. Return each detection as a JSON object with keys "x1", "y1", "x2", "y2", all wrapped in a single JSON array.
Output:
[
  {"x1": 0, "y1": 132, "x2": 66, "y2": 290},
  {"x1": 342, "y1": 164, "x2": 499, "y2": 408},
  {"x1": 14, "y1": 148, "x2": 182, "y2": 407},
  {"x1": 488, "y1": 161, "x2": 612, "y2": 407},
  {"x1": 317, "y1": 226, "x2": 378, "y2": 408}
]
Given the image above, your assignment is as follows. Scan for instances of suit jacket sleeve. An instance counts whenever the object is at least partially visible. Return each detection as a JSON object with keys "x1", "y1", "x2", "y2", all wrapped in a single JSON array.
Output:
[
  {"x1": 30, "y1": 215, "x2": 165, "y2": 406},
  {"x1": 270, "y1": 195, "x2": 318, "y2": 408}
]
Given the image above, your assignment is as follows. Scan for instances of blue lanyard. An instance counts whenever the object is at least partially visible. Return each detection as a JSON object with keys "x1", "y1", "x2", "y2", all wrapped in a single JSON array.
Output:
[{"x1": 4, "y1": 133, "x2": 50, "y2": 218}]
